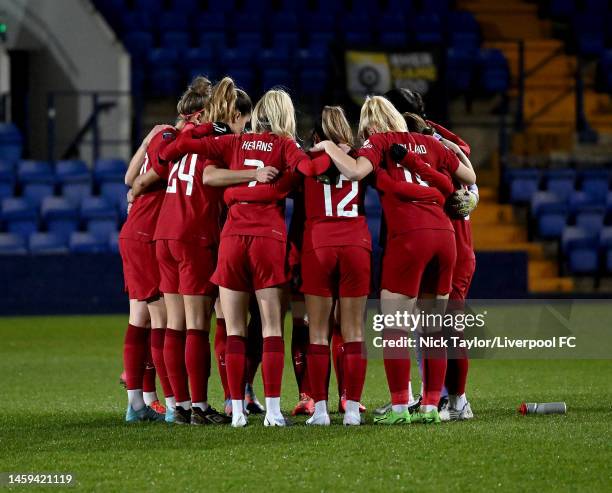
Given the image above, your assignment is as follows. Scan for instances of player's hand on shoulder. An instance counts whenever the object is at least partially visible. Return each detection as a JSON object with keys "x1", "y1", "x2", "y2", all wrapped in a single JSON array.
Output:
[
  {"x1": 256, "y1": 166, "x2": 280, "y2": 183},
  {"x1": 143, "y1": 124, "x2": 173, "y2": 148},
  {"x1": 390, "y1": 143, "x2": 408, "y2": 163}
]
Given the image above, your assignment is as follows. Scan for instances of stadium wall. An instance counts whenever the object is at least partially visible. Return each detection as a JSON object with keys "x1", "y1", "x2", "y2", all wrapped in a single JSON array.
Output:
[
  {"x1": 0, "y1": 252, "x2": 528, "y2": 316},
  {"x1": 2, "y1": 0, "x2": 130, "y2": 160}
]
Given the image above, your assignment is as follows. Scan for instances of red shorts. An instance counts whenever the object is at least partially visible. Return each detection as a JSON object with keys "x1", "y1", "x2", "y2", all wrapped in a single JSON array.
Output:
[
  {"x1": 450, "y1": 255, "x2": 476, "y2": 302},
  {"x1": 155, "y1": 239, "x2": 217, "y2": 296},
  {"x1": 301, "y1": 246, "x2": 371, "y2": 298},
  {"x1": 211, "y1": 235, "x2": 289, "y2": 292},
  {"x1": 382, "y1": 229, "x2": 457, "y2": 297},
  {"x1": 119, "y1": 238, "x2": 161, "y2": 301}
]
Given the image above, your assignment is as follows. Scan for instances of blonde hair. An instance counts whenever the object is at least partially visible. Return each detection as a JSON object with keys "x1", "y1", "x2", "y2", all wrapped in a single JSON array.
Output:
[
  {"x1": 358, "y1": 95, "x2": 408, "y2": 140},
  {"x1": 321, "y1": 106, "x2": 354, "y2": 146},
  {"x1": 207, "y1": 76, "x2": 252, "y2": 123},
  {"x1": 176, "y1": 75, "x2": 212, "y2": 122},
  {"x1": 251, "y1": 89, "x2": 296, "y2": 138}
]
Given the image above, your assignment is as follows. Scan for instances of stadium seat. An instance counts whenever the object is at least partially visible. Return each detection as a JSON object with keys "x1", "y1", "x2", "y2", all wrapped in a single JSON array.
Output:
[
  {"x1": 120, "y1": 12, "x2": 153, "y2": 33},
  {"x1": 531, "y1": 191, "x2": 568, "y2": 239},
  {"x1": 100, "y1": 182, "x2": 128, "y2": 207},
  {"x1": 80, "y1": 196, "x2": 117, "y2": 221},
  {"x1": 580, "y1": 175, "x2": 609, "y2": 202},
  {"x1": 0, "y1": 233, "x2": 27, "y2": 255},
  {"x1": 167, "y1": 0, "x2": 200, "y2": 13},
  {"x1": 62, "y1": 183, "x2": 93, "y2": 205},
  {"x1": 549, "y1": 0, "x2": 575, "y2": 19},
  {"x1": 227, "y1": 69, "x2": 255, "y2": 93},
  {"x1": 157, "y1": 12, "x2": 190, "y2": 32},
  {"x1": 446, "y1": 49, "x2": 474, "y2": 93},
  {"x1": 109, "y1": 231, "x2": 120, "y2": 254},
  {"x1": 199, "y1": 32, "x2": 227, "y2": 52},
  {"x1": 17, "y1": 160, "x2": 54, "y2": 184},
  {"x1": 22, "y1": 183, "x2": 55, "y2": 207},
  {"x1": 507, "y1": 168, "x2": 540, "y2": 204},
  {"x1": 272, "y1": 32, "x2": 300, "y2": 52},
  {"x1": 123, "y1": 31, "x2": 154, "y2": 58},
  {"x1": 55, "y1": 160, "x2": 90, "y2": 184},
  {"x1": 94, "y1": 158, "x2": 127, "y2": 184},
  {"x1": 269, "y1": 12, "x2": 298, "y2": 35},
  {"x1": 544, "y1": 168, "x2": 576, "y2": 200},
  {"x1": 0, "y1": 123, "x2": 23, "y2": 164},
  {"x1": 568, "y1": 191, "x2": 601, "y2": 215},
  {"x1": 29, "y1": 232, "x2": 69, "y2": 255},
  {"x1": 193, "y1": 12, "x2": 226, "y2": 35},
  {"x1": 41, "y1": 197, "x2": 79, "y2": 239},
  {"x1": 1, "y1": 197, "x2": 39, "y2": 238},
  {"x1": 260, "y1": 46, "x2": 291, "y2": 69},
  {"x1": 161, "y1": 31, "x2": 191, "y2": 51},
  {"x1": 448, "y1": 11, "x2": 480, "y2": 52},
  {"x1": 419, "y1": 0, "x2": 448, "y2": 13},
  {"x1": 575, "y1": 209, "x2": 604, "y2": 236},
  {"x1": 298, "y1": 46, "x2": 328, "y2": 70},
  {"x1": 184, "y1": 47, "x2": 216, "y2": 81},
  {"x1": 87, "y1": 219, "x2": 118, "y2": 241},
  {"x1": 573, "y1": 14, "x2": 605, "y2": 56},
  {"x1": 600, "y1": 227, "x2": 612, "y2": 272},
  {"x1": 236, "y1": 33, "x2": 264, "y2": 54},
  {"x1": 0, "y1": 161, "x2": 15, "y2": 199},
  {"x1": 412, "y1": 14, "x2": 442, "y2": 45},
  {"x1": 69, "y1": 232, "x2": 109, "y2": 253},
  {"x1": 262, "y1": 68, "x2": 293, "y2": 90},
  {"x1": 205, "y1": 0, "x2": 236, "y2": 12},
  {"x1": 561, "y1": 225, "x2": 598, "y2": 254},
  {"x1": 299, "y1": 69, "x2": 328, "y2": 95},
  {"x1": 222, "y1": 49, "x2": 254, "y2": 72},
  {"x1": 478, "y1": 49, "x2": 510, "y2": 93},
  {"x1": 134, "y1": 0, "x2": 162, "y2": 11}
]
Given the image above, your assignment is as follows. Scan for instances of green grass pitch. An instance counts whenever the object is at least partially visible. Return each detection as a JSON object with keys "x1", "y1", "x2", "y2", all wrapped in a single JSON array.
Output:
[{"x1": 0, "y1": 315, "x2": 610, "y2": 492}]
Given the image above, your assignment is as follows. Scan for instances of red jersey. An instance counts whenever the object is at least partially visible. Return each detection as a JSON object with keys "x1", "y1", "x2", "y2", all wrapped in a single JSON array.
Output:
[
  {"x1": 358, "y1": 131, "x2": 459, "y2": 236},
  {"x1": 153, "y1": 124, "x2": 224, "y2": 246},
  {"x1": 119, "y1": 130, "x2": 171, "y2": 242},
  {"x1": 168, "y1": 131, "x2": 309, "y2": 241},
  {"x1": 302, "y1": 151, "x2": 371, "y2": 252}
]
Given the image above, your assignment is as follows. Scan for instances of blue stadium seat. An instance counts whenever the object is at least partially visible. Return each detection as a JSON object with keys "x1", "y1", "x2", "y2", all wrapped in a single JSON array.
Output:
[
  {"x1": 55, "y1": 160, "x2": 90, "y2": 184},
  {"x1": 227, "y1": 69, "x2": 255, "y2": 93},
  {"x1": 100, "y1": 182, "x2": 128, "y2": 207},
  {"x1": 22, "y1": 183, "x2": 55, "y2": 207},
  {"x1": 377, "y1": 13, "x2": 409, "y2": 47},
  {"x1": 304, "y1": 12, "x2": 335, "y2": 36},
  {"x1": 549, "y1": 0, "x2": 575, "y2": 18},
  {"x1": 29, "y1": 232, "x2": 69, "y2": 255},
  {"x1": 262, "y1": 68, "x2": 293, "y2": 90},
  {"x1": 41, "y1": 197, "x2": 79, "y2": 239},
  {"x1": 231, "y1": 13, "x2": 262, "y2": 33},
  {"x1": 544, "y1": 169, "x2": 576, "y2": 200},
  {"x1": 167, "y1": 0, "x2": 200, "y2": 13},
  {"x1": 568, "y1": 247, "x2": 599, "y2": 274},
  {"x1": 531, "y1": 191, "x2": 568, "y2": 239},
  {"x1": 343, "y1": 13, "x2": 373, "y2": 47},
  {"x1": 0, "y1": 123, "x2": 22, "y2": 165},
  {"x1": 479, "y1": 49, "x2": 510, "y2": 93},
  {"x1": 205, "y1": 0, "x2": 236, "y2": 12},
  {"x1": 260, "y1": 46, "x2": 291, "y2": 69},
  {"x1": 447, "y1": 49, "x2": 474, "y2": 93},
  {"x1": 194, "y1": 13, "x2": 226, "y2": 35},
  {"x1": 580, "y1": 176, "x2": 609, "y2": 203},
  {"x1": 94, "y1": 158, "x2": 127, "y2": 184},
  {"x1": 380, "y1": 31, "x2": 408, "y2": 49},
  {"x1": 134, "y1": 0, "x2": 162, "y2": 11},
  {"x1": 299, "y1": 69, "x2": 328, "y2": 95},
  {"x1": 412, "y1": 14, "x2": 442, "y2": 45},
  {"x1": 236, "y1": 33, "x2": 264, "y2": 54},
  {"x1": 87, "y1": 219, "x2": 118, "y2": 241},
  {"x1": 109, "y1": 231, "x2": 120, "y2": 254},
  {"x1": 80, "y1": 196, "x2": 117, "y2": 221},
  {"x1": 272, "y1": 32, "x2": 300, "y2": 52},
  {"x1": 62, "y1": 183, "x2": 92, "y2": 205},
  {"x1": 507, "y1": 168, "x2": 540, "y2": 204},
  {"x1": 222, "y1": 49, "x2": 254, "y2": 72},
  {"x1": 269, "y1": 12, "x2": 298, "y2": 35},
  {"x1": 448, "y1": 11, "x2": 480, "y2": 52},
  {"x1": 308, "y1": 32, "x2": 335, "y2": 50},
  {"x1": 1, "y1": 197, "x2": 39, "y2": 238},
  {"x1": 0, "y1": 161, "x2": 15, "y2": 199},
  {"x1": 568, "y1": 191, "x2": 601, "y2": 215},
  {"x1": 0, "y1": 233, "x2": 27, "y2": 255},
  {"x1": 161, "y1": 31, "x2": 191, "y2": 51},
  {"x1": 120, "y1": 12, "x2": 153, "y2": 33},
  {"x1": 17, "y1": 160, "x2": 54, "y2": 184},
  {"x1": 123, "y1": 31, "x2": 154, "y2": 58},
  {"x1": 184, "y1": 47, "x2": 216, "y2": 80},
  {"x1": 298, "y1": 46, "x2": 328, "y2": 69},
  {"x1": 157, "y1": 12, "x2": 190, "y2": 32},
  {"x1": 598, "y1": 50, "x2": 612, "y2": 91},
  {"x1": 419, "y1": 0, "x2": 448, "y2": 13},
  {"x1": 561, "y1": 224, "x2": 599, "y2": 274},
  {"x1": 575, "y1": 209, "x2": 604, "y2": 236},
  {"x1": 600, "y1": 227, "x2": 612, "y2": 272},
  {"x1": 573, "y1": 14, "x2": 605, "y2": 56},
  {"x1": 69, "y1": 232, "x2": 109, "y2": 253},
  {"x1": 199, "y1": 32, "x2": 227, "y2": 52}
]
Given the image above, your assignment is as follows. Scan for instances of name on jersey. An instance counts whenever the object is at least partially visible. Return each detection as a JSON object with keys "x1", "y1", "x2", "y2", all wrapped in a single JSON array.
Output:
[
  {"x1": 241, "y1": 140, "x2": 273, "y2": 152},
  {"x1": 397, "y1": 143, "x2": 427, "y2": 154}
]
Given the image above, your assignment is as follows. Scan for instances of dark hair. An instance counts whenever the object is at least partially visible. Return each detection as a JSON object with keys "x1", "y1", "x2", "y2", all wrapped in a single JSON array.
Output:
[
  {"x1": 177, "y1": 75, "x2": 212, "y2": 120},
  {"x1": 384, "y1": 88, "x2": 426, "y2": 117},
  {"x1": 403, "y1": 112, "x2": 434, "y2": 135}
]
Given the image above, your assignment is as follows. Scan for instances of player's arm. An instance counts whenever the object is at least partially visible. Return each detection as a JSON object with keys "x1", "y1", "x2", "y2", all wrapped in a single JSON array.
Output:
[
  {"x1": 158, "y1": 122, "x2": 219, "y2": 163},
  {"x1": 440, "y1": 138, "x2": 476, "y2": 186},
  {"x1": 427, "y1": 120, "x2": 471, "y2": 157},
  {"x1": 203, "y1": 164, "x2": 279, "y2": 187},
  {"x1": 390, "y1": 145, "x2": 455, "y2": 197},
  {"x1": 310, "y1": 141, "x2": 373, "y2": 181},
  {"x1": 224, "y1": 170, "x2": 301, "y2": 205},
  {"x1": 125, "y1": 124, "x2": 172, "y2": 186},
  {"x1": 132, "y1": 168, "x2": 161, "y2": 198},
  {"x1": 373, "y1": 167, "x2": 445, "y2": 205}
]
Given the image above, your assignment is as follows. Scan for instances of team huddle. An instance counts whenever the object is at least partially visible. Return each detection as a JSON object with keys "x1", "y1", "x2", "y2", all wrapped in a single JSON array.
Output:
[{"x1": 119, "y1": 75, "x2": 479, "y2": 427}]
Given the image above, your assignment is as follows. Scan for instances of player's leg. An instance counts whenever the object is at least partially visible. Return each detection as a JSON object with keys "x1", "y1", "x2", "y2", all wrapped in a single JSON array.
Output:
[
  {"x1": 291, "y1": 295, "x2": 315, "y2": 416},
  {"x1": 330, "y1": 302, "x2": 345, "y2": 409},
  {"x1": 337, "y1": 246, "x2": 370, "y2": 425},
  {"x1": 304, "y1": 294, "x2": 334, "y2": 425},
  {"x1": 213, "y1": 299, "x2": 231, "y2": 414},
  {"x1": 123, "y1": 299, "x2": 151, "y2": 419},
  {"x1": 147, "y1": 297, "x2": 173, "y2": 414},
  {"x1": 245, "y1": 297, "x2": 265, "y2": 414}
]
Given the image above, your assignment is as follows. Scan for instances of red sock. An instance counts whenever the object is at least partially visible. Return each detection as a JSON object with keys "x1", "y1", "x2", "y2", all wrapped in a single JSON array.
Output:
[
  {"x1": 123, "y1": 324, "x2": 147, "y2": 390},
  {"x1": 246, "y1": 309, "x2": 263, "y2": 386},
  {"x1": 291, "y1": 321, "x2": 310, "y2": 395},
  {"x1": 150, "y1": 328, "x2": 173, "y2": 398},
  {"x1": 226, "y1": 335, "x2": 247, "y2": 400},
  {"x1": 262, "y1": 336, "x2": 284, "y2": 398},
  {"x1": 214, "y1": 318, "x2": 230, "y2": 400},
  {"x1": 331, "y1": 324, "x2": 344, "y2": 398},
  {"x1": 185, "y1": 329, "x2": 211, "y2": 404},
  {"x1": 142, "y1": 330, "x2": 156, "y2": 393},
  {"x1": 343, "y1": 341, "x2": 367, "y2": 402},
  {"x1": 422, "y1": 332, "x2": 447, "y2": 406},
  {"x1": 383, "y1": 329, "x2": 411, "y2": 405},
  {"x1": 163, "y1": 329, "x2": 190, "y2": 403},
  {"x1": 306, "y1": 344, "x2": 330, "y2": 402}
]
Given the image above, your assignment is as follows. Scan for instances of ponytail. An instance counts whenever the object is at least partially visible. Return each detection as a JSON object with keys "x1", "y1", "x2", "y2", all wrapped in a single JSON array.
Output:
[{"x1": 314, "y1": 106, "x2": 354, "y2": 146}]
